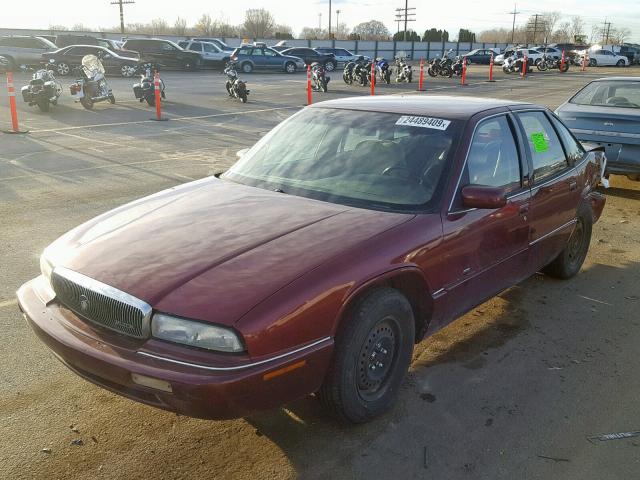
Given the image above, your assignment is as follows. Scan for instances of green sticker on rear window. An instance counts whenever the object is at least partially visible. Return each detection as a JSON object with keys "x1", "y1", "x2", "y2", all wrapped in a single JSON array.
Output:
[{"x1": 531, "y1": 132, "x2": 548, "y2": 153}]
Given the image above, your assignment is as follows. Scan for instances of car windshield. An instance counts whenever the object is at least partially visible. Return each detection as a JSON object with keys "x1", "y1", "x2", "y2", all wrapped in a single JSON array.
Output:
[
  {"x1": 223, "y1": 108, "x2": 461, "y2": 211},
  {"x1": 570, "y1": 80, "x2": 640, "y2": 109}
]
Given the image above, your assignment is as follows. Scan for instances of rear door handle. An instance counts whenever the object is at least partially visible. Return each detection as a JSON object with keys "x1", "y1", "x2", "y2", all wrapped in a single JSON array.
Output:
[{"x1": 568, "y1": 180, "x2": 577, "y2": 191}]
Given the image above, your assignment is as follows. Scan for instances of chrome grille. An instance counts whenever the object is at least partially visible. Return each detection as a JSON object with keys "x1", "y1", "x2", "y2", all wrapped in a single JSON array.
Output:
[{"x1": 51, "y1": 267, "x2": 151, "y2": 339}]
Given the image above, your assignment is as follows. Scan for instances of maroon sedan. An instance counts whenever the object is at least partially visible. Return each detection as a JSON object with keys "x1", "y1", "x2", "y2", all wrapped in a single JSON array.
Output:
[{"x1": 17, "y1": 96, "x2": 606, "y2": 423}]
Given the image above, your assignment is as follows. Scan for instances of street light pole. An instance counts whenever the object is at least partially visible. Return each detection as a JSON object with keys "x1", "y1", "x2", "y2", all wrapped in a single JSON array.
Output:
[
  {"x1": 329, "y1": 0, "x2": 332, "y2": 38},
  {"x1": 318, "y1": 13, "x2": 322, "y2": 30},
  {"x1": 336, "y1": 10, "x2": 341, "y2": 39}
]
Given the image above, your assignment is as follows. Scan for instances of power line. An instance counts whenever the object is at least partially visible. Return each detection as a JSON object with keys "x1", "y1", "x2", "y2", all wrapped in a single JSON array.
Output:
[{"x1": 110, "y1": 0, "x2": 135, "y2": 35}]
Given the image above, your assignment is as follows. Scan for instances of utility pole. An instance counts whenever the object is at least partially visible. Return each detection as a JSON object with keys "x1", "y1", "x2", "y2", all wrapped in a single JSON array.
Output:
[
  {"x1": 328, "y1": 0, "x2": 332, "y2": 38},
  {"x1": 602, "y1": 19, "x2": 612, "y2": 44},
  {"x1": 318, "y1": 13, "x2": 322, "y2": 31},
  {"x1": 110, "y1": 0, "x2": 135, "y2": 35},
  {"x1": 394, "y1": 1, "x2": 416, "y2": 41},
  {"x1": 527, "y1": 14, "x2": 543, "y2": 44},
  {"x1": 508, "y1": 4, "x2": 521, "y2": 44},
  {"x1": 336, "y1": 10, "x2": 341, "y2": 39}
]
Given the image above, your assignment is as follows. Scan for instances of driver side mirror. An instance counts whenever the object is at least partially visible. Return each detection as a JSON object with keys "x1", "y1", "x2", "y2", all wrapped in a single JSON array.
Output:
[{"x1": 461, "y1": 185, "x2": 507, "y2": 209}]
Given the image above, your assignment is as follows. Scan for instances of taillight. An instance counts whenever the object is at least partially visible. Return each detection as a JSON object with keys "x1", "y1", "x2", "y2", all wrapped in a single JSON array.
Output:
[{"x1": 70, "y1": 84, "x2": 81, "y2": 94}]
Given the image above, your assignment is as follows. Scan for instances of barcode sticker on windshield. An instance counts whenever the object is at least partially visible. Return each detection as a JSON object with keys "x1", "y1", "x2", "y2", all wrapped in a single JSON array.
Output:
[{"x1": 395, "y1": 116, "x2": 450, "y2": 130}]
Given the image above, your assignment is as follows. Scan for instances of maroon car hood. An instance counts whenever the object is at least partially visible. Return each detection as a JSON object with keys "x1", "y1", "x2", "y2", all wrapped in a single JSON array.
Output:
[{"x1": 59, "y1": 178, "x2": 412, "y2": 326}]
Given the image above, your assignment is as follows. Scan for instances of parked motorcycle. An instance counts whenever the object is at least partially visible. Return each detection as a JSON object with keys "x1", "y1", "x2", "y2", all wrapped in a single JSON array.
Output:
[
  {"x1": 133, "y1": 66, "x2": 166, "y2": 106},
  {"x1": 450, "y1": 56, "x2": 464, "y2": 77},
  {"x1": 536, "y1": 54, "x2": 569, "y2": 72},
  {"x1": 395, "y1": 57, "x2": 413, "y2": 83},
  {"x1": 376, "y1": 58, "x2": 391, "y2": 84},
  {"x1": 70, "y1": 55, "x2": 115, "y2": 110},
  {"x1": 502, "y1": 53, "x2": 530, "y2": 74},
  {"x1": 21, "y1": 68, "x2": 62, "y2": 112},
  {"x1": 311, "y1": 62, "x2": 329, "y2": 92},
  {"x1": 353, "y1": 60, "x2": 370, "y2": 87},
  {"x1": 427, "y1": 56, "x2": 451, "y2": 77},
  {"x1": 343, "y1": 56, "x2": 365, "y2": 85},
  {"x1": 224, "y1": 61, "x2": 249, "y2": 103}
]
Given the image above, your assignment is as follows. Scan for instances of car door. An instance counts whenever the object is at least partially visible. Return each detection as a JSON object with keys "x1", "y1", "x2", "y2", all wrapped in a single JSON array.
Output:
[
  {"x1": 203, "y1": 42, "x2": 224, "y2": 62},
  {"x1": 250, "y1": 47, "x2": 266, "y2": 69},
  {"x1": 514, "y1": 110, "x2": 581, "y2": 271},
  {"x1": 64, "y1": 46, "x2": 92, "y2": 67},
  {"x1": 263, "y1": 48, "x2": 281, "y2": 68},
  {"x1": 442, "y1": 113, "x2": 531, "y2": 320}
]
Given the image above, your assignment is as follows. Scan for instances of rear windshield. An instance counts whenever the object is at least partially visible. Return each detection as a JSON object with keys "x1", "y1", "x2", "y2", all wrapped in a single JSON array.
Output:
[
  {"x1": 223, "y1": 108, "x2": 461, "y2": 212},
  {"x1": 570, "y1": 80, "x2": 640, "y2": 109}
]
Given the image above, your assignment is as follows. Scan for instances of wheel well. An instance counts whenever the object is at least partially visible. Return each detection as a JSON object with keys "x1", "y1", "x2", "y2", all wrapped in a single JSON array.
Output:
[{"x1": 340, "y1": 271, "x2": 433, "y2": 343}]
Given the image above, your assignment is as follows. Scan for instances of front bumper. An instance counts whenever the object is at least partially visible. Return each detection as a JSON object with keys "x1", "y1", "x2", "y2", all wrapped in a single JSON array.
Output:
[{"x1": 17, "y1": 277, "x2": 333, "y2": 419}]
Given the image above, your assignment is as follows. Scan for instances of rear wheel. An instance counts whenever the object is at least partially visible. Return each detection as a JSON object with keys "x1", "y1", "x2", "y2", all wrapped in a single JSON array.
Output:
[
  {"x1": 285, "y1": 62, "x2": 296, "y2": 74},
  {"x1": 324, "y1": 61, "x2": 336, "y2": 72},
  {"x1": 120, "y1": 64, "x2": 136, "y2": 77},
  {"x1": 145, "y1": 96, "x2": 155, "y2": 107},
  {"x1": 241, "y1": 62, "x2": 253, "y2": 74},
  {"x1": 56, "y1": 62, "x2": 70, "y2": 76},
  {"x1": 318, "y1": 287, "x2": 415, "y2": 423},
  {"x1": 108, "y1": 94, "x2": 116, "y2": 104},
  {"x1": 589, "y1": 58, "x2": 597, "y2": 67},
  {"x1": 427, "y1": 67, "x2": 437, "y2": 78},
  {"x1": 543, "y1": 204, "x2": 593, "y2": 279}
]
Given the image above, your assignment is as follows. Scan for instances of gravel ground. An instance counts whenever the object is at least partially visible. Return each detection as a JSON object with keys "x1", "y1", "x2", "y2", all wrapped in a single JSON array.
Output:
[{"x1": 1, "y1": 65, "x2": 639, "y2": 480}]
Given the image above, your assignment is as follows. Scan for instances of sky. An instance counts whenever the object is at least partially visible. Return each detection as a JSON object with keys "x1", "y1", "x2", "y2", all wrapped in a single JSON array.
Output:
[{"x1": 3, "y1": 0, "x2": 640, "y2": 42}]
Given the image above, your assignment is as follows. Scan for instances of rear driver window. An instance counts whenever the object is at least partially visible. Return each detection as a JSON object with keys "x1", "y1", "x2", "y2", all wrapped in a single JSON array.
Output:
[{"x1": 517, "y1": 111, "x2": 568, "y2": 182}]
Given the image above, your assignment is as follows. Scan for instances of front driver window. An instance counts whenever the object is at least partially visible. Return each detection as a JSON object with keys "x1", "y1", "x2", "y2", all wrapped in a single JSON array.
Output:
[{"x1": 465, "y1": 116, "x2": 521, "y2": 192}]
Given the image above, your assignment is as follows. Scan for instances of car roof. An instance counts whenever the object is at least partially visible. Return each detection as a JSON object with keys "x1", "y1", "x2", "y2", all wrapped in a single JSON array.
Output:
[{"x1": 310, "y1": 95, "x2": 534, "y2": 119}]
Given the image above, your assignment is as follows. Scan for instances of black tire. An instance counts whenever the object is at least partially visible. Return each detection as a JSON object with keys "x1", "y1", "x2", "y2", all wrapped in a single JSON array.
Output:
[
  {"x1": 543, "y1": 204, "x2": 593, "y2": 279},
  {"x1": 427, "y1": 67, "x2": 437, "y2": 78},
  {"x1": 184, "y1": 58, "x2": 201, "y2": 71},
  {"x1": 384, "y1": 71, "x2": 391, "y2": 84},
  {"x1": 56, "y1": 62, "x2": 71, "y2": 76},
  {"x1": 318, "y1": 287, "x2": 415, "y2": 424},
  {"x1": 241, "y1": 62, "x2": 253, "y2": 74},
  {"x1": 322, "y1": 80, "x2": 328, "y2": 93},
  {"x1": 36, "y1": 99, "x2": 50, "y2": 112},
  {"x1": 407, "y1": 71, "x2": 412, "y2": 82},
  {"x1": 80, "y1": 96, "x2": 94, "y2": 110},
  {"x1": 239, "y1": 91, "x2": 247, "y2": 103},
  {"x1": 145, "y1": 96, "x2": 155, "y2": 107},
  {"x1": 559, "y1": 62, "x2": 569, "y2": 73},
  {"x1": 285, "y1": 61, "x2": 296, "y2": 74},
  {"x1": 108, "y1": 94, "x2": 116, "y2": 104},
  {"x1": 343, "y1": 72, "x2": 352, "y2": 85},
  {"x1": 616, "y1": 59, "x2": 625, "y2": 67},
  {"x1": 0, "y1": 55, "x2": 15, "y2": 72},
  {"x1": 589, "y1": 58, "x2": 597, "y2": 67}
]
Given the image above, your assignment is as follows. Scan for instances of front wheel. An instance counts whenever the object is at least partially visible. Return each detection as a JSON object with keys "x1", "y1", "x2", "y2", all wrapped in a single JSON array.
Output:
[
  {"x1": 559, "y1": 62, "x2": 569, "y2": 73},
  {"x1": 427, "y1": 67, "x2": 437, "y2": 78},
  {"x1": 36, "y1": 99, "x2": 50, "y2": 112},
  {"x1": 589, "y1": 58, "x2": 597, "y2": 67},
  {"x1": 241, "y1": 62, "x2": 253, "y2": 74},
  {"x1": 317, "y1": 287, "x2": 415, "y2": 423},
  {"x1": 616, "y1": 59, "x2": 625, "y2": 67},
  {"x1": 145, "y1": 96, "x2": 155, "y2": 107},
  {"x1": 543, "y1": 204, "x2": 593, "y2": 279},
  {"x1": 537, "y1": 62, "x2": 547, "y2": 71},
  {"x1": 324, "y1": 61, "x2": 336, "y2": 72},
  {"x1": 285, "y1": 62, "x2": 296, "y2": 74},
  {"x1": 80, "y1": 96, "x2": 94, "y2": 110},
  {"x1": 108, "y1": 94, "x2": 116, "y2": 104}
]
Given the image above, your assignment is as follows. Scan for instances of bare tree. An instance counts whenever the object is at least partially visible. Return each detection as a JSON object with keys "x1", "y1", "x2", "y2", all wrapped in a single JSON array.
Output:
[
  {"x1": 352, "y1": 20, "x2": 390, "y2": 40},
  {"x1": 552, "y1": 21, "x2": 571, "y2": 43},
  {"x1": 150, "y1": 18, "x2": 169, "y2": 35},
  {"x1": 173, "y1": 17, "x2": 187, "y2": 36},
  {"x1": 243, "y1": 9, "x2": 276, "y2": 38},
  {"x1": 72, "y1": 23, "x2": 89, "y2": 32},
  {"x1": 569, "y1": 16, "x2": 585, "y2": 43},
  {"x1": 195, "y1": 14, "x2": 215, "y2": 36},
  {"x1": 541, "y1": 11, "x2": 561, "y2": 42},
  {"x1": 610, "y1": 27, "x2": 631, "y2": 44},
  {"x1": 48, "y1": 24, "x2": 68, "y2": 32},
  {"x1": 299, "y1": 27, "x2": 327, "y2": 40}
]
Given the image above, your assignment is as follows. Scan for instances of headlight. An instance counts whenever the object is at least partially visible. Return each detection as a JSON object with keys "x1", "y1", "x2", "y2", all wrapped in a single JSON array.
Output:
[
  {"x1": 40, "y1": 251, "x2": 54, "y2": 283},
  {"x1": 48, "y1": 59, "x2": 55, "y2": 64},
  {"x1": 151, "y1": 314, "x2": 244, "y2": 352}
]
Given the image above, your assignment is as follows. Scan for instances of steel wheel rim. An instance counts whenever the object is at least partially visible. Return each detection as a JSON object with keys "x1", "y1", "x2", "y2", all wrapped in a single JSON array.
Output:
[{"x1": 357, "y1": 317, "x2": 400, "y2": 402}]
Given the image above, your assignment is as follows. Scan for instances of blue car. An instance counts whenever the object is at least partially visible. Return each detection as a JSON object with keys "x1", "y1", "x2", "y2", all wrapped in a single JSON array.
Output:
[
  {"x1": 230, "y1": 43, "x2": 306, "y2": 74},
  {"x1": 556, "y1": 77, "x2": 640, "y2": 181}
]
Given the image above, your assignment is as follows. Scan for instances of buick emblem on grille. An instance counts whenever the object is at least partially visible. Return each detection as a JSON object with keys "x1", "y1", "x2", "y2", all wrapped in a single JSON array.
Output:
[{"x1": 79, "y1": 294, "x2": 90, "y2": 312}]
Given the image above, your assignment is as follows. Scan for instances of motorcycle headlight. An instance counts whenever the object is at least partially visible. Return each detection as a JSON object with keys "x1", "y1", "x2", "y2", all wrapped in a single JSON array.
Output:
[
  {"x1": 48, "y1": 59, "x2": 56, "y2": 64},
  {"x1": 151, "y1": 314, "x2": 245, "y2": 353}
]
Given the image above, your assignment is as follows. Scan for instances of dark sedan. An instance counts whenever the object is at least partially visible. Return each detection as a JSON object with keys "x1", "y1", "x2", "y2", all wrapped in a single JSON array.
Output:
[
  {"x1": 556, "y1": 77, "x2": 640, "y2": 181},
  {"x1": 281, "y1": 47, "x2": 338, "y2": 71},
  {"x1": 462, "y1": 48, "x2": 497, "y2": 64},
  {"x1": 18, "y1": 96, "x2": 605, "y2": 424},
  {"x1": 42, "y1": 45, "x2": 140, "y2": 77}
]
